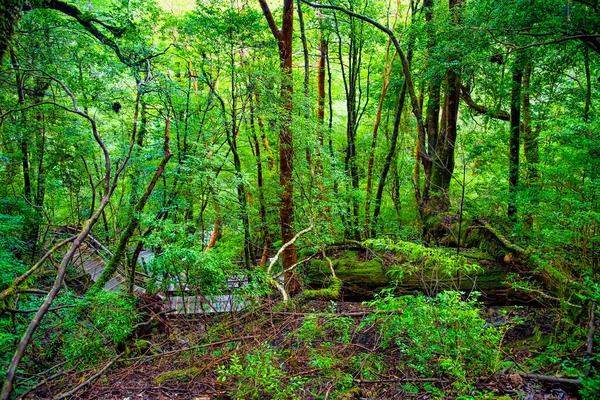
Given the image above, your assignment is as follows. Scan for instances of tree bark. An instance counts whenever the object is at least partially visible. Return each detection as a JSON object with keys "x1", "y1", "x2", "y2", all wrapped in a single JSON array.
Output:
[
  {"x1": 373, "y1": 81, "x2": 407, "y2": 231},
  {"x1": 508, "y1": 55, "x2": 525, "y2": 222},
  {"x1": 258, "y1": 0, "x2": 299, "y2": 293},
  {"x1": 365, "y1": 35, "x2": 397, "y2": 236},
  {"x1": 521, "y1": 60, "x2": 538, "y2": 231}
]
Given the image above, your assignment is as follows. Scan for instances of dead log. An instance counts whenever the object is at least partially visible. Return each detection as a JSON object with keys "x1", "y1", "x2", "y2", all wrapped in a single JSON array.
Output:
[{"x1": 306, "y1": 255, "x2": 538, "y2": 305}]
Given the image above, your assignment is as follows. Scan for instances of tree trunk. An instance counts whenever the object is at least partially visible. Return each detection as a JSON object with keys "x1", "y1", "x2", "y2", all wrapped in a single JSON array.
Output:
[
  {"x1": 365, "y1": 38, "x2": 397, "y2": 236},
  {"x1": 521, "y1": 60, "x2": 538, "y2": 231},
  {"x1": 259, "y1": 0, "x2": 299, "y2": 294},
  {"x1": 373, "y1": 81, "x2": 407, "y2": 232},
  {"x1": 92, "y1": 120, "x2": 173, "y2": 290},
  {"x1": 508, "y1": 55, "x2": 525, "y2": 222}
]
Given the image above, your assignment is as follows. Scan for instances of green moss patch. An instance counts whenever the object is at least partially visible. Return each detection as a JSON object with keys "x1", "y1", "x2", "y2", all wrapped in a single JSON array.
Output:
[{"x1": 153, "y1": 366, "x2": 202, "y2": 384}]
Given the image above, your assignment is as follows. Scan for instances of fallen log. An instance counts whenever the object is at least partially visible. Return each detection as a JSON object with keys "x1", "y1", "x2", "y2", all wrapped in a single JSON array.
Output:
[{"x1": 306, "y1": 252, "x2": 539, "y2": 305}]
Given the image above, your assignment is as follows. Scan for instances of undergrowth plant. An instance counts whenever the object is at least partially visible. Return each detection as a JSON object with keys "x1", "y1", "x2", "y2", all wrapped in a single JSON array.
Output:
[
  {"x1": 365, "y1": 291, "x2": 505, "y2": 393},
  {"x1": 217, "y1": 344, "x2": 307, "y2": 400},
  {"x1": 62, "y1": 291, "x2": 139, "y2": 367},
  {"x1": 364, "y1": 238, "x2": 482, "y2": 294}
]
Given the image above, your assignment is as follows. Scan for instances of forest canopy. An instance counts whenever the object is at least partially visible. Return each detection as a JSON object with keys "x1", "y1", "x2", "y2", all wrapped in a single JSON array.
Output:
[{"x1": 0, "y1": 0, "x2": 599, "y2": 398}]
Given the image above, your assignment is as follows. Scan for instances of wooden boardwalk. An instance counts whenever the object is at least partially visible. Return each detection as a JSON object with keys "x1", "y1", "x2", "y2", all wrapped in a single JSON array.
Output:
[
  {"x1": 68, "y1": 232, "x2": 250, "y2": 314},
  {"x1": 72, "y1": 241, "x2": 147, "y2": 296}
]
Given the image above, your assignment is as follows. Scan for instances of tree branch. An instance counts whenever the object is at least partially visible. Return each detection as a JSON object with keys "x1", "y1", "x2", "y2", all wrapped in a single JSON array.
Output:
[
  {"x1": 460, "y1": 85, "x2": 510, "y2": 121},
  {"x1": 258, "y1": 0, "x2": 283, "y2": 40}
]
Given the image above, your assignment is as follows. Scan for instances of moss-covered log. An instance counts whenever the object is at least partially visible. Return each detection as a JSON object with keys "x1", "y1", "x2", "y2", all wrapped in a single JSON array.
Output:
[{"x1": 306, "y1": 253, "x2": 535, "y2": 304}]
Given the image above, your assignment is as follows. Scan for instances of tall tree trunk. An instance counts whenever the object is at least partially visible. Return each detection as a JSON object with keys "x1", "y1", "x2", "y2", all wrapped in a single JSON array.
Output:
[
  {"x1": 508, "y1": 55, "x2": 525, "y2": 222},
  {"x1": 259, "y1": 0, "x2": 299, "y2": 293},
  {"x1": 522, "y1": 59, "x2": 538, "y2": 232},
  {"x1": 428, "y1": 68, "x2": 460, "y2": 213},
  {"x1": 419, "y1": 0, "x2": 462, "y2": 240},
  {"x1": 250, "y1": 98, "x2": 269, "y2": 266}
]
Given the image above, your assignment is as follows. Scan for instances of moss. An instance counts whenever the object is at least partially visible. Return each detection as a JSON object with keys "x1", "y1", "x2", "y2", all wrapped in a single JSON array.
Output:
[
  {"x1": 309, "y1": 257, "x2": 389, "y2": 287},
  {"x1": 308, "y1": 253, "x2": 509, "y2": 295},
  {"x1": 302, "y1": 277, "x2": 342, "y2": 300},
  {"x1": 153, "y1": 366, "x2": 202, "y2": 384}
]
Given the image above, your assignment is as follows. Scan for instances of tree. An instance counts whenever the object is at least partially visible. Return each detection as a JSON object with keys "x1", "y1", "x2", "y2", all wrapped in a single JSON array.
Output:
[{"x1": 258, "y1": 0, "x2": 300, "y2": 293}]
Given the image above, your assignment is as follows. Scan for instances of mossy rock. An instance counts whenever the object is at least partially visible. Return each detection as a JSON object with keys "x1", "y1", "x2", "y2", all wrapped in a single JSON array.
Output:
[{"x1": 153, "y1": 366, "x2": 203, "y2": 384}]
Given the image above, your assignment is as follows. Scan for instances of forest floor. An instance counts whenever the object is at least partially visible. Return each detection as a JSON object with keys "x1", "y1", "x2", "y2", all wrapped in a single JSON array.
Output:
[{"x1": 26, "y1": 298, "x2": 583, "y2": 400}]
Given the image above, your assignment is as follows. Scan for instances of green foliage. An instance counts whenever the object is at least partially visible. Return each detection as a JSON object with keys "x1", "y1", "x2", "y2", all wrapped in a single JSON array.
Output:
[
  {"x1": 0, "y1": 210, "x2": 25, "y2": 292},
  {"x1": 217, "y1": 344, "x2": 307, "y2": 400},
  {"x1": 365, "y1": 291, "x2": 504, "y2": 392},
  {"x1": 62, "y1": 292, "x2": 139, "y2": 367}
]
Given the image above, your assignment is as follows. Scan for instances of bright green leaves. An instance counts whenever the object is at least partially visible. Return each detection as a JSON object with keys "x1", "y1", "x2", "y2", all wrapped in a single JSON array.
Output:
[
  {"x1": 365, "y1": 291, "x2": 504, "y2": 391},
  {"x1": 61, "y1": 291, "x2": 139, "y2": 367}
]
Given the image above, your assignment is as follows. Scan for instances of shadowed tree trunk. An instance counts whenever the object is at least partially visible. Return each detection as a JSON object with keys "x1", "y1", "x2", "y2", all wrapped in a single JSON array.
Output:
[{"x1": 508, "y1": 54, "x2": 525, "y2": 222}]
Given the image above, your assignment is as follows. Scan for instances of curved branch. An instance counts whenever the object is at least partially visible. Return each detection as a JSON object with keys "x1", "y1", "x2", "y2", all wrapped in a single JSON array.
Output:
[
  {"x1": 460, "y1": 85, "x2": 510, "y2": 121},
  {"x1": 258, "y1": 0, "x2": 284, "y2": 40}
]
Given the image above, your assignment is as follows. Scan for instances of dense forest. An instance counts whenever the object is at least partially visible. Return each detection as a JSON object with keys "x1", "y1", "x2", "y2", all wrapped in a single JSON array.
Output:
[{"x1": 0, "y1": 0, "x2": 599, "y2": 398}]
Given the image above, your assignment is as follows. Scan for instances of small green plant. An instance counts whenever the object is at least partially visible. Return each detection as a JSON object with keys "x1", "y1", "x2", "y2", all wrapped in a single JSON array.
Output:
[
  {"x1": 364, "y1": 238, "x2": 482, "y2": 293},
  {"x1": 296, "y1": 313, "x2": 324, "y2": 344},
  {"x1": 217, "y1": 344, "x2": 306, "y2": 399}
]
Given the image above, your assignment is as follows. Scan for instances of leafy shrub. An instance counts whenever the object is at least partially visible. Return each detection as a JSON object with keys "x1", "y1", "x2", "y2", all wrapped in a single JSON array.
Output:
[
  {"x1": 364, "y1": 238, "x2": 482, "y2": 293},
  {"x1": 365, "y1": 291, "x2": 504, "y2": 391},
  {"x1": 217, "y1": 344, "x2": 307, "y2": 399},
  {"x1": 62, "y1": 291, "x2": 139, "y2": 367}
]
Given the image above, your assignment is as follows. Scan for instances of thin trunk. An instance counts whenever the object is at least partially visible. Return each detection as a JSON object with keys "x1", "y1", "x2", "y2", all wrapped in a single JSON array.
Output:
[
  {"x1": 317, "y1": 30, "x2": 327, "y2": 136},
  {"x1": 334, "y1": 12, "x2": 363, "y2": 240},
  {"x1": 365, "y1": 39, "x2": 397, "y2": 236},
  {"x1": 522, "y1": 60, "x2": 538, "y2": 231},
  {"x1": 584, "y1": 48, "x2": 592, "y2": 122},
  {"x1": 94, "y1": 120, "x2": 173, "y2": 290},
  {"x1": 373, "y1": 81, "x2": 407, "y2": 230},
  {"x1": 250, "y1": 99, "x2": 269, "y2": 266},
  {"x1": 205, "y1": 187, "x2": 221, "y2": 251},
  {"x1": 10, "y1": 49, "x2": 31, "y2": 202},
  {"x1": 297, "y1": 0, "x2": 312, "y2": 168}
]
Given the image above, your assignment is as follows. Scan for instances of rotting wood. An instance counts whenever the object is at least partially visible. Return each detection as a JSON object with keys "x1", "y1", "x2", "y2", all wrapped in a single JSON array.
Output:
[{"x1": 519, "y1": 373, "x2": 581, "y2": 385}]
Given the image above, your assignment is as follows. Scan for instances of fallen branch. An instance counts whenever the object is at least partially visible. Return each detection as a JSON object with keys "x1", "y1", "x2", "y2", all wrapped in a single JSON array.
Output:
[
  {"x1": 123, "y1": 335, "x2": 258, "y2": 362},
  {"x1": 519, "y1": 373, "x2": 581, "y2": 385},
  {"x1": 4, "y1": 304, "x2": 74, "y2": 314},
  {"x1": 0, "y1": 235, "x2": 77, "y2": 306},
  {"x1": 54, "y1": 354, "x2": 123, "y2": 400},
  {"x1": 354, "y1": 377, "x2": 451, "y2": 384},
  {"x1": 267, "y1": 224, "x2": 314, "y2": 274},
  {"x1": 267, "y1": 224, "x2": 313, "y2": 302},
  {"x1": 267, "y1": 311, "x2": 372, "y2": 317}
]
